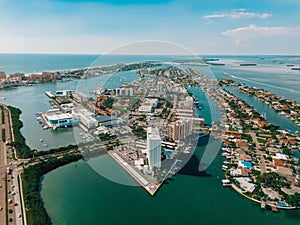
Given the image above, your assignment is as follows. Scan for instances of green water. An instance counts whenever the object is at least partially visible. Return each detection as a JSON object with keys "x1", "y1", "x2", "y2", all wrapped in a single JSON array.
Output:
[{"x1": 41, "y1": 148, "x2": 300, "y2": 225}]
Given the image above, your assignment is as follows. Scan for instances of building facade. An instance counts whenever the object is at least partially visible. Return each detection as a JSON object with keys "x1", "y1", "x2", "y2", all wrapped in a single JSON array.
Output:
[
  {"x1": 45, "y1": 113, "x2": 77, "y2": 129},
  {"x1": 0, "y1": 72, "x2": 7, "y2": 80},
  {"x1": 146, "y1": 127, "x2": 162, "y2": 169},
  {"x1": 167, "y1": 119, "x2": 193, "y2": 141}
]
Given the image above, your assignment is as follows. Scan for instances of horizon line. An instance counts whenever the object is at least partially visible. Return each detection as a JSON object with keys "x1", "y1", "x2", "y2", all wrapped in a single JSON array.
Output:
[{"x1": 0, "y1": 52, "x2": 299, "y2": 56}]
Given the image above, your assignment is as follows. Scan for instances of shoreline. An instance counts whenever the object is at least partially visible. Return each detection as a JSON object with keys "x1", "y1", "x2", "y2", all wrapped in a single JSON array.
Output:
[
  {"x1": 205, "y1": 87, "x2": 300, "y2": 210},
  {"x1": 2, "y1": 59, "x2": 300, "y2": 224},
  {"x1": 224, "y1": 171, "x2": 299, "y2": 210},
  {"x1": 4, "y1": 103, "x2": 84, "y2": 225},
  {"x1": 107, "y1": 131, "x2": 211, "y2": 196},
  {"x1": 230, "y1": 183, "x2": 298, "y2": 210},
  {"x1": 0, "y1": 60, "x2": 162, "y2": 89},
  {"x1": 108, "y1": 151, "x2": 162, "y2": 196}
]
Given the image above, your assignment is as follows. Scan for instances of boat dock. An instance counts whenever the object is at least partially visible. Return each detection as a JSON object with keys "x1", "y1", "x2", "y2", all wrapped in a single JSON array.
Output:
[
  {"x1": 45, "y1": 91, "x2": 55, "y2": 98},
  {"x1": 222, "y1": 179, "x2": 232, "y2": 187}
]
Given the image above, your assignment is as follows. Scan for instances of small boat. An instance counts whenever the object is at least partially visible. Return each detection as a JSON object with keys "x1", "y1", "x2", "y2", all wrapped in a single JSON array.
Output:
[
  {"x1": 292, "y1": 157, "x2": 299, "y2": 163},
  {"x1": 42, "y1": 125, "x2": 49, "y2": 130},
  {"x1": 271, "y1": 206, "x2": 279, "y2": 213},
  {"x1": 221, "y1": 152, "x2": 230, "y2": 157},
  {"x1": 222, "y1": 179, "x2": 231, "y2": 187},
  {"x1": 222, "y1": 165, "x2": 228, "y2": 171},
  {"x1": 40, "y1": 139, "x2": 44, "y2": 142}
]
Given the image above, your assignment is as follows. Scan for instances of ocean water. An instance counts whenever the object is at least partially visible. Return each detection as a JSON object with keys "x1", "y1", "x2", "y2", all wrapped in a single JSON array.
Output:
[
  {"x1": 0, "y1": 54, "x2": 177, "y2": 74},
  {"x1": 1, "y1": 54, "x2": 300, "y2": 102},
  {"x1": 209, "y1": 56, "x2": 300, "y2": 102},
  {"x1": 0, "y1": 54, "x2": 300, "y2": 225},
  {"x1": 0, "y1": 54, "x2": 98, "y2": 74}
]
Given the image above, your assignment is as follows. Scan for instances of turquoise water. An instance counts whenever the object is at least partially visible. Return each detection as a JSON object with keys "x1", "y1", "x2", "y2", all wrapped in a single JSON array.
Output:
[
  {"x1": 228, "y1": 88, "x2": 300, "y2": 133},
  {"x1": 211, "y1": 57, "x2": 300, "y2": 102},
  {"x1": 0, "y1": 54, "x2": 300, "y2": 224},
  {"x1": 41, "y1": 143, "x2": 300, "y2": 225},
  {"x1": 0, "y1": 54, "x2": 176, "y2": 74},
  {"x1": 0, "y1": 54, "x2": 98, "y2": 74}
]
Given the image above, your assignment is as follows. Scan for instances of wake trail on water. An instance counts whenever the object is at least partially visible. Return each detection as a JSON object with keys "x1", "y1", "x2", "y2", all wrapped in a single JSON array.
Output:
[{"x1": 224, "y1": 72, "x2": 300, "y2": 94}]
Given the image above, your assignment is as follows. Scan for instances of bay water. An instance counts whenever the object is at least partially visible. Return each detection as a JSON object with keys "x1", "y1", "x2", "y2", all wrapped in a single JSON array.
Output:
[{"x1": 1, "y1": 54, "x2": 300, "y2": 225}]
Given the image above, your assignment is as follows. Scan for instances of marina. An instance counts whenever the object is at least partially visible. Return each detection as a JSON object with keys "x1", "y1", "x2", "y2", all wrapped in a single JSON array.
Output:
[{"x1": 1, "y1": 54, "x2": 300, "y2": 225}]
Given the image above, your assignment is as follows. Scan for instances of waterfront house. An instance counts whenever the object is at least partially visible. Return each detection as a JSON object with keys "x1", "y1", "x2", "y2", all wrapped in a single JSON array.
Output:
[
  {"x1": 275, "y1": 166, "x2": 293, "y2": 176},
  {"x1": 272, "y1": 157, "x2": 285, "y2": 167},
  {"x1": 235, "y1": 177, "x2": 256, "y2": 193}
]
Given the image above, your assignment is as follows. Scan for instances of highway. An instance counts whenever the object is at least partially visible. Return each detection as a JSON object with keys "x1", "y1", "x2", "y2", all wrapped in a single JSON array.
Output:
[{"x1": 0, "y1": 105, "x2": 26, "y2": 225}]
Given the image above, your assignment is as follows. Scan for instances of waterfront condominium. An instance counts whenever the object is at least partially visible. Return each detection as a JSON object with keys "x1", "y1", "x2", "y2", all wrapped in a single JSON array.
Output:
[
  {"x1": 146, "y1": 127, "x2": 162, "y2": 169},
  {"x1": 167, "y1": 119, "x2": 193, "y2": 141}
]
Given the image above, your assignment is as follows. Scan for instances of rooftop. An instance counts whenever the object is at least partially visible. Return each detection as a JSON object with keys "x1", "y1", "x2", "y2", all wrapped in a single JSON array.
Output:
[{"x1": 46, "y1": 113, "x2": 73, "y2": 121}]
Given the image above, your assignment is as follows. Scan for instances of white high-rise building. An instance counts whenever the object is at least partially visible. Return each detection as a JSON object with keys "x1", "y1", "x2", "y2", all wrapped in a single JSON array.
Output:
[
  {"x1": 116, "y1": 87, "x2": 133, "y2": 97},
  {"x1": 146, "y1": 127, "x2": 162, "y2": 169}
]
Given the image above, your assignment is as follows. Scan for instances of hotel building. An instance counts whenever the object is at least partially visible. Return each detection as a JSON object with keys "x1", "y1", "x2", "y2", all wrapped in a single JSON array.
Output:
[{"x1": 146, "y1": 127, "x2": 162, "y2": 169}]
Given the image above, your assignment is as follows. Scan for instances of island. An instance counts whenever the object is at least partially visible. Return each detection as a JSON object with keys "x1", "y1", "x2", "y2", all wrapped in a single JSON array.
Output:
[{"x1": 1, "y1": 60, "x2": 300, "y2": 225}]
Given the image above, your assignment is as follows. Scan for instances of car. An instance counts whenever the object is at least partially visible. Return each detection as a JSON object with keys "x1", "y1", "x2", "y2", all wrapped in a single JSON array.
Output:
[
  {"x1": 11, "y1": 185, "x2": 15, "y2": 188},
  {"x1": 17, "y1": 213, "x2": 22, "y2": 218},
  {"x1": 9, "y1": 209, "x2": 13, "y2": 214},
  {"x1": 9, "y1": 218, "x2": 13, "y2": 222},
  {"x1": 0, "y1": 206, "x2": 3, "y2": 211}
]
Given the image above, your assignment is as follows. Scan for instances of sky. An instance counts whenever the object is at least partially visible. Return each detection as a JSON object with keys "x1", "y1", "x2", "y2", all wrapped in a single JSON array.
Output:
[{"x1": 0, "y1": 0, "x2": 300, "y2": 55}]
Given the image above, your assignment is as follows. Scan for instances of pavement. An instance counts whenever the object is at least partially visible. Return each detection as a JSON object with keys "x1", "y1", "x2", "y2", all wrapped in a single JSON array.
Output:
[{"x1": 249, "y1": 132, "x2": 267, "y2": 175}]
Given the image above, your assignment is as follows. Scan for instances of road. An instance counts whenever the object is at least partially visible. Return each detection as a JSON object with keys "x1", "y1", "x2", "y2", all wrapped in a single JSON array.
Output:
[
  {"x1": 249, "y1": 132, "x2": 267, "y2": 175},
  {"x1": 0, "y1": 105, "x2": 26, "y2": 225}
]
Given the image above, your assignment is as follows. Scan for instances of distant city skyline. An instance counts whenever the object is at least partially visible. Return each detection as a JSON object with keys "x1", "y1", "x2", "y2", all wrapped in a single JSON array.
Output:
[{"x1": 0, "y1": 0, "x2": 300, "y2": 55}]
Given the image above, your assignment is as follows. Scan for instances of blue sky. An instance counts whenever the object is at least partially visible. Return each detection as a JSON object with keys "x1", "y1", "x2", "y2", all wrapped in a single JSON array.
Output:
[{"x1": 0, "y1": 0, "x2": 300, "y2": 54}]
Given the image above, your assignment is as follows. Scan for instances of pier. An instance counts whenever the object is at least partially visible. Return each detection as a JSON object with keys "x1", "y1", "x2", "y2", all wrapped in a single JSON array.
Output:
[
  {"x1": 45, "y1": 91, "x2": 55, "y2": 98},
  {"x1": 108, "y1": 151, "x2": 162, "y2": 196}
]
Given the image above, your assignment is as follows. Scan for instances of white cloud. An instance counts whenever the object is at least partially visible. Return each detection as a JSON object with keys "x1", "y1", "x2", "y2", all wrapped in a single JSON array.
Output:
[
  {"x1": 220, "y1": 25, "x2": 300, "y2": 54},
  {"x1": 222, "y1": 25, "x2": 300, "y2": 38},
  {"x1": 203, "y1": 10, "x2": 271, "y2": 20}
]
